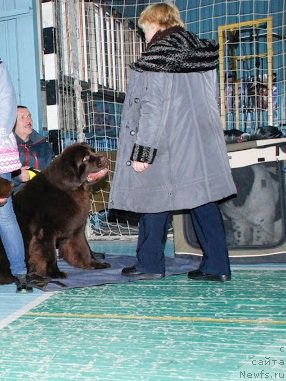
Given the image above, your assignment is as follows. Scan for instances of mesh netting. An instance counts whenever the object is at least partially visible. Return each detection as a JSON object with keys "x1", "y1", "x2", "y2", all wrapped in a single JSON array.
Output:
[{"x1": 42, "y1": 0, "x2": 286, "y2": 239}]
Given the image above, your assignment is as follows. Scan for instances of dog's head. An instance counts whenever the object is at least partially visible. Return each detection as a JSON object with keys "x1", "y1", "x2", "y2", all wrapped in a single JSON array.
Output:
[{"x1": 46, "y1": 142, "x2": 108, "y2": 190}]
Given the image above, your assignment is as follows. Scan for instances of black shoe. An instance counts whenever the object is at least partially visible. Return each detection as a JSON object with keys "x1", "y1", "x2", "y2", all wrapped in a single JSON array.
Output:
[
  {"x1": 14, "y1": 274, "x2": 33, "y2": 293},
  {"x1": 187, "y1": 269, "x2": 231, "y2": 282},
  {"x1": 90, "y1": 251, "x2": 105, "y2": 260},
  {"x1": 122, "y1": 265, "x2": 164, "y2": 280}
]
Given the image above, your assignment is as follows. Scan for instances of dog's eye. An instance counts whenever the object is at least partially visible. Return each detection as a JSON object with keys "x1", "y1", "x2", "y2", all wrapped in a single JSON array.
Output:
[{"x1": 83, "y1": 155, "x2": 90, "y2": 162}]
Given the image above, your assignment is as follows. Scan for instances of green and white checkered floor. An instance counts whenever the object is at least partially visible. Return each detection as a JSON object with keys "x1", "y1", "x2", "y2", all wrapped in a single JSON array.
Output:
[{"x1": 0, "y1": 240, "x2": 285, "y2": 381}]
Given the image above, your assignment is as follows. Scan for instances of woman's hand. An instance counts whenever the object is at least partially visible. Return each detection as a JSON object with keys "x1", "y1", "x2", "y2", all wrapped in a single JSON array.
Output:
[
  {"x1": 132, "y1": 161, "x2": 149, "y2": 172},
  {"x1": 19, "y1": 166, "x2": 30, "y2": 182}
]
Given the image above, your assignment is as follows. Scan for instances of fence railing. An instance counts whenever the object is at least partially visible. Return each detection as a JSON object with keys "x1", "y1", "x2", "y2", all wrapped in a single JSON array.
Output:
[{"x1": 48, "y1": 130, "x2": 118, "y2": 154}]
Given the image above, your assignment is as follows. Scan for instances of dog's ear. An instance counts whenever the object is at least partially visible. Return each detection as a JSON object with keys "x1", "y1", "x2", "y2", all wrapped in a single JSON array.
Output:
[{"x1": 76, "y1": 153, "x2": 91, "y2": 182}]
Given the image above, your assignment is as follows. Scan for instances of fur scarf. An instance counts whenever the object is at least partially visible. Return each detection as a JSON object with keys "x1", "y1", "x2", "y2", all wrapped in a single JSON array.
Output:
[{"x1": 131, "y1": 26, "x2": 219, "y2": 73}]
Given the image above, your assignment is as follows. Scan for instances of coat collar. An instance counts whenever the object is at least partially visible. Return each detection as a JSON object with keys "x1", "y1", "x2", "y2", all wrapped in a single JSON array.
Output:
[
  {"x1": 131, "y1": 27, "x2": 219, "y2": 73},
  {"x1": 14, "y1": 129, "x2": 46, "y2": 146}
]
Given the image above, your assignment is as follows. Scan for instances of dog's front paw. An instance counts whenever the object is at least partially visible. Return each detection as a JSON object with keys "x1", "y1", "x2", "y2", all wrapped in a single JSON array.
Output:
[
  {"x1": 91, "y1": 260, "x2": 111, "y2": 269},
  {"x1": 49, "y1": 270, "x2": 67, "y2": 279}
]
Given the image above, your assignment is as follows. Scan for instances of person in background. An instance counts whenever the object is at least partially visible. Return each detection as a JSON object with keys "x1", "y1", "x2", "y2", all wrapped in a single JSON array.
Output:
[
  {"x1": 12, "y1": 105, "x2": 54, "y2": 194},
  {"x1": 0, "y1": 59, "x2": 32, "y2": 292},
  {"x1": 108, "y1": 3, "x2": 237, "y2": 282}
]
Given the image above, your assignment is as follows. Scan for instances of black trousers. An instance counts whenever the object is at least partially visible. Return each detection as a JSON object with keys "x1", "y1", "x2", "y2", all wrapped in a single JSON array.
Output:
[{"x1": 136, "y1": 202, "x2": 230, "y2": 276}]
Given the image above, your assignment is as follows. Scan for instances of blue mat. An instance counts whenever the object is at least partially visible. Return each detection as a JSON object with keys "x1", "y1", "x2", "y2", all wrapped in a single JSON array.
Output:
[{"x1": 42, "y1": 255, "x2": 196, "y2": 291}]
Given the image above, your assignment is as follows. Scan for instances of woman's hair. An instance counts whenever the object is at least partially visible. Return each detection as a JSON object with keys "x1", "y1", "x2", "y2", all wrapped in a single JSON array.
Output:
[{"x1": 138, "y1": 2, "x2": 185, "y2": 30}]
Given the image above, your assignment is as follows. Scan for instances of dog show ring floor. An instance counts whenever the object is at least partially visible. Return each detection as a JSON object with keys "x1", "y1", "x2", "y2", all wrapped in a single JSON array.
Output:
[{"x1": 0, "y1": 239, "x2": 285, "y2": 381}]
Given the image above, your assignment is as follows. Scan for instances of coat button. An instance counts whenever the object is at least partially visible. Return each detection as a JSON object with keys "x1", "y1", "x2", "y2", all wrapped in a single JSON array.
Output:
[
  {"x1": 130, "y1": 130, "x2": 135, "y2": 136},
  {"x1": 134, "y1": 98, "x2": 140, "y2": 103},
  {"x1": 126, "y1": 160, "x2": 132, "y2": 166}
]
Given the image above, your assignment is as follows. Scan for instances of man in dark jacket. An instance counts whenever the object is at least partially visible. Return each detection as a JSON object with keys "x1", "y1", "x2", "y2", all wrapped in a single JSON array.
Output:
[{"x1": 12, "y1": 105, "x2": 55, "y2": 193}]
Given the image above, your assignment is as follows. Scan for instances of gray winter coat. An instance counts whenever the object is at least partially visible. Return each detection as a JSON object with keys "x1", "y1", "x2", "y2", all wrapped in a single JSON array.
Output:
[{"x1": 109, "y1": 68, "x2": 236, "y2": 213}]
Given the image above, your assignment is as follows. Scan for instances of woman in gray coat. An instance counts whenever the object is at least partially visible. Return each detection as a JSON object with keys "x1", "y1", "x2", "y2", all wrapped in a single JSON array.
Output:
[{"x1": 109, "y1": 3, "x2": 237, "y2": 281}]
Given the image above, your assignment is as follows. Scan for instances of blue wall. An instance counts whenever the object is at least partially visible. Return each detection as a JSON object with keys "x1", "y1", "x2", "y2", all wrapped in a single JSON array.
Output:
[{"x1": 0, "y1": 0, "x2": 41, "y2": 132}]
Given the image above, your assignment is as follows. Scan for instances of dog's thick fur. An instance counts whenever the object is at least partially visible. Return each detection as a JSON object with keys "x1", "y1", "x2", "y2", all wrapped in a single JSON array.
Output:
[
  {"x1": 0, "y1": 143, "x2": 110, "y2": 283},
  {"x1": 0, "y1": 176, "x2": 14, "y2": 206}
]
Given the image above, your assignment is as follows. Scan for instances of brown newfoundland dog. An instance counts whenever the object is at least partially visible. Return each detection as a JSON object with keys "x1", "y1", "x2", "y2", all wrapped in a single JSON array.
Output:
[{"x1": 0, "y1": 142, "x2": 110, "y2": 283}]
